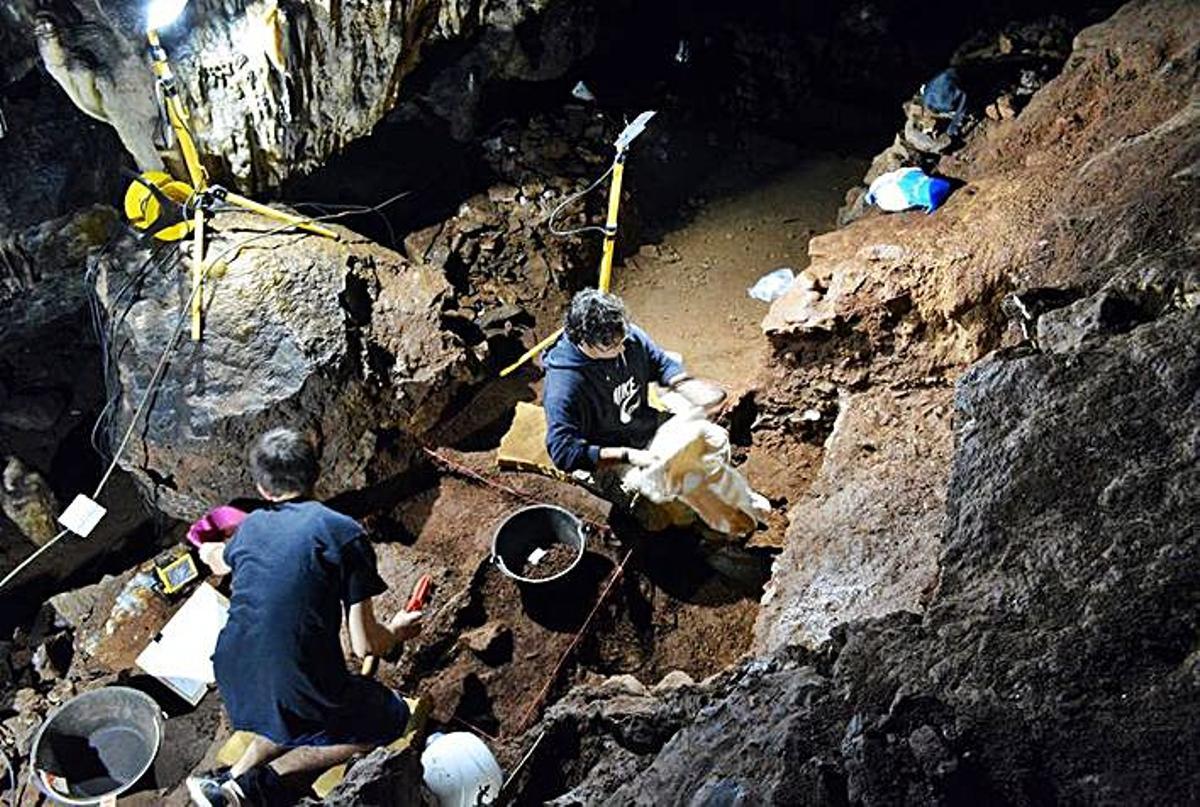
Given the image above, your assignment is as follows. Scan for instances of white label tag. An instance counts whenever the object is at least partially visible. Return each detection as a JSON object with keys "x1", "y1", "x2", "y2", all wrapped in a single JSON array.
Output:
[
  {"x1": 58, "y1": 494, "x2": 107, "y2": 537},
  {"x1": 526, "y1": 547, "x2": 548, "y2": 566}
]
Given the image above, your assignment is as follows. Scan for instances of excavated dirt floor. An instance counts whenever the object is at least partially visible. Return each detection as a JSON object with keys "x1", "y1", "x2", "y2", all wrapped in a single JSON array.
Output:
[
  {"x1": 617, "y1": 149, "x2": 867, "y2": 385},
  {"x1": 354, "y1": 140, "x2": 868, "y2": 764},
  {"x1": 371, "y1": 450, "x2": 775, "y2": 744}
]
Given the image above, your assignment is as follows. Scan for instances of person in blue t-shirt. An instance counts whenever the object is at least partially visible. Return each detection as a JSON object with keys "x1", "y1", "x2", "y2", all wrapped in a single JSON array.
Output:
[
  {"x1": 543, "y1": 289, "x2": 725, "y2": 475},
  {"x1": 186, "y1": 428, "x2": 423, "y2": 807}
]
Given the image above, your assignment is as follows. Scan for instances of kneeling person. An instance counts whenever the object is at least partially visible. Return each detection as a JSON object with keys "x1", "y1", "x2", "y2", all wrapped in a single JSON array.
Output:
[
  {"x1": 543, "y1": 289, "x2": 723, "y2": 474},
  {"x1": 188, "y1": 428, "x2": 422, "y2": 807}
]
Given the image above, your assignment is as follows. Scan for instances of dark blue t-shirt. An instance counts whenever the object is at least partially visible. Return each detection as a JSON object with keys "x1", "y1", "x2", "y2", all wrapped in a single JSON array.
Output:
[{"x1": 212, "y1": 500, "x2": 387, "y2": 744}]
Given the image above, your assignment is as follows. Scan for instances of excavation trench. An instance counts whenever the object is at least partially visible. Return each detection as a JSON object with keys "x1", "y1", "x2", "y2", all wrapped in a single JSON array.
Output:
[{"x1": 344, "y1": 132, "x2": 866, "y2": 759}]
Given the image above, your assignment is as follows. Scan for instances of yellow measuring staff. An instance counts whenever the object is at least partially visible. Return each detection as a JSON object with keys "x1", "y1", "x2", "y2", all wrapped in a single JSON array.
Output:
[
  {"x1": 499, "y1": 151, "x2": 630, "y2": 378},
  {"x1": 127, "y1": 27, "x2": 337, "y2": 341},
  {"x1": 148, "y1": 29, "x2": 206, "y2": 192}
]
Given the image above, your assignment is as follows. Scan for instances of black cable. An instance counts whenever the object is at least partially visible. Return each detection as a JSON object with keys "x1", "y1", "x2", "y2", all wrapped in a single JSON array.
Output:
[
  {"x1": 292, "y1": 200, "x2": 398, "y2": 249},
  {"x1": 547, "y1": 162, "x2": 616, "y2": 237},
  {"x1": 88, "y1": 244, "x2": 181, "y2": 461}
]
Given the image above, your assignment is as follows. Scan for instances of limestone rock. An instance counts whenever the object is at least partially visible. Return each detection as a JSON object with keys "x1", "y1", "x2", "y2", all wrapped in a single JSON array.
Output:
[
  {"x1": 754, "y1": 386, "x2": 952, "y2": 653},
  {"x1": 2, "y1": 687, "x2": 46, "y2": 757},
  {"x1": 94, "y1": 215, "x2": 479, "y2": 519},
  {"x1": 16, "y1": 0, "x2": 589, "y2": 190},
  {"x1": 0, "y1": 73, "x2": 128, "y2": 235},
  {"x1": 0, "y1": 206, "x2": 117, "y2": 343},
  {"x1": 30, "y1": 634, "x2": 72, "y2": 683},
  {"x1": 794, "y1": 0, "x2": 1200, "y2": 372},
  {"x1": 47, "y1": 576, "x2": 112, "y2": 629},
  {"x1": 1036, "y1": 289, "x2": 1147, "y2": 353},
  {"x1": 0, "y1": 457, "x2": 60, "y2": 547},
  {"x1": 303, "y1": 745, "x2": 433, "y2": 807},
  {"x1": 0, "y1": 389, "x2": 67, "y2": 432},
  {"x1": 558, "y1": 305, "x2": 1200, "y2": 806},
  {"x1": 652, "y1": 670, "x2": 696, "y2": 694}
]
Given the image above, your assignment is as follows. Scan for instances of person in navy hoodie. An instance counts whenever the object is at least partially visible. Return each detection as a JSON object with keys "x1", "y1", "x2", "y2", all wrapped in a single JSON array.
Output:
[{"x1": 543, "y1": 289, "x2": 724, "y2": 477}]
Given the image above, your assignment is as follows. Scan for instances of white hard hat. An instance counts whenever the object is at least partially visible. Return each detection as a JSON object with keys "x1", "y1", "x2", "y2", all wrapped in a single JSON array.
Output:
[{"x1": 421, "y1": 732, "x2": 504, "y2": 806}]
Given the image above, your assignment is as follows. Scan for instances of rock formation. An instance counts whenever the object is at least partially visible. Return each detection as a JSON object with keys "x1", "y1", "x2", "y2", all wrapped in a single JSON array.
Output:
[
  {"x1": 93, "y1": 212, "x2": 481, "y2": 519},
  {"x1": 7, "y1": 0, "x2": 599, "y2": 190},
  {"x1": 0, "y1": 457, "x2": 59, "y2": 546},
  {"x1": 0, "y1": 0, "x2": 1196, "y2": 803}
]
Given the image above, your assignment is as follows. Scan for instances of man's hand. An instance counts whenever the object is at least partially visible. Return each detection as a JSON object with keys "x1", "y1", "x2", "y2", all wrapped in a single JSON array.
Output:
[
  {"x1": 388, "y1": 609, "x2": 424, "y2": 641},
  {"x1": 198, "y1": 541, "x2": 230, "y2": 575}
]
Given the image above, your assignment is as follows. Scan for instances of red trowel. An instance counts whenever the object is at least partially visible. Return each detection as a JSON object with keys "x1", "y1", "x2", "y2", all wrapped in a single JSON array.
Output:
[{"x1": 362, "y1": 574, "x2": 433, "y2": 677}]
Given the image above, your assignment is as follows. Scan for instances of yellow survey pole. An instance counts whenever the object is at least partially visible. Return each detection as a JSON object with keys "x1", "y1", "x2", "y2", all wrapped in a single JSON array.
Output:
[
  {"x1": 499, "y1": 151, "x2": 629, "y2": 377},
  {"x1": 143, "y1": 28, "x2": 337, "y2": 341},
  {"x1": 149, "y1": 27, "x2": 209, "y2": 340},
  {"x1": 596, "y1": 150, "x2": 626, "y2": 293},
  {"x1": 147, "y1": 29, "x2": 206, "y2": 192}
]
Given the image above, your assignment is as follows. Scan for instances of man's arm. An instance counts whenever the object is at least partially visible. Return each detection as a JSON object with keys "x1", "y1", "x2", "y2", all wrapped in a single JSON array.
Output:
[
  {"x1": 347, "y1": 597, "x2": 423, "y2": 659},
  {"x1": 544, "y1": 375, "x2": 604, "y2": 472}
]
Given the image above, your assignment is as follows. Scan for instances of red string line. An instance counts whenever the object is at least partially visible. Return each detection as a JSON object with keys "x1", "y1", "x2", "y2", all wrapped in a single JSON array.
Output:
[
  {"x1": 420, "y1": 447, "x2": 612, "y2": 537},
  {"x1": 515, "y1": 547, "x2": 635, "y2": 734},
  {"x1": 418, "y1": 445, "x2": 632, "y2": 741}
]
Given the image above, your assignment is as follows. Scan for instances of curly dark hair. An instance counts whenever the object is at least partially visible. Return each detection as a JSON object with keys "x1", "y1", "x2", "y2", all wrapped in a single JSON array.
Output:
[
  {"x1": 249, "y1": 428, "x2": 318, "y2": 498},
  {"x1": 564, "y1": 289, "x2": 628, "y2": 348}
]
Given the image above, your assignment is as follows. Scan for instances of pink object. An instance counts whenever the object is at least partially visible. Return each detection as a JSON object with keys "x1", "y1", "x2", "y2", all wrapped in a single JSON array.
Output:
[{"x1": 186, "y1": 505, "x2": 248, "y2": 548}]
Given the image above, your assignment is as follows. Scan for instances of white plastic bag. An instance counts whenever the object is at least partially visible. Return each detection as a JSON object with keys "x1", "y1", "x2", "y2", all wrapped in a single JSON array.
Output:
[{"x1": 748, "y1": 267, "x2": 795, "y2": 302}]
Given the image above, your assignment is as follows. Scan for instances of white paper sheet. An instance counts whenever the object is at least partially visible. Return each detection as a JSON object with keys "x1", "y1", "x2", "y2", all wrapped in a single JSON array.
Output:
[{"x1": 136, "y1": 582, "x2": 229, "y2": 704}]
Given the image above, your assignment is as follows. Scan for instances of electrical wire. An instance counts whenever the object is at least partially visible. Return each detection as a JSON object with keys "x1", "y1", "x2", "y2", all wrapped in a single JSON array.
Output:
[
  {"x1": 88, "y1": 243, "x2": 181, "y2": 462},
  {"x1": 291, "y1": 200, "x2": 400, "y2": 249},
  {"x1": 0, "y1": 192, "x2": 413, "y2": 595},
  {"x1": 547, "y1": 162, "x2": 615, "y2": 237}
]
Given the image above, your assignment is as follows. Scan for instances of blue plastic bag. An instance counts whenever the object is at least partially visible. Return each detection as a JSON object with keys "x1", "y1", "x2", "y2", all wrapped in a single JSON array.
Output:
[{"x1": 865, "y1": 167, "x2": 954, "y2": 214}]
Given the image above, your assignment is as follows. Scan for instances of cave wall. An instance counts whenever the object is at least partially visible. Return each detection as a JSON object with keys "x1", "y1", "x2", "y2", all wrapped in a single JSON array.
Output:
[
  {"x1": 755, "y1": 0, "x2": 1199, "y2": 654},
  {"x1": 510, "y1": 1, "x2": 1200, "y2": 802}
]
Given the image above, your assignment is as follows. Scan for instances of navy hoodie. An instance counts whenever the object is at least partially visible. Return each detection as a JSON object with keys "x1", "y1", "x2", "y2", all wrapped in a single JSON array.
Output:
[{"x1": 543, "y1": 324, "x2": 685, "y2": 472}]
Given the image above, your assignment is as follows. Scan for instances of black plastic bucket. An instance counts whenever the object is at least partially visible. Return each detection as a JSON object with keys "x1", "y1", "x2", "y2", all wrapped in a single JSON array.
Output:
[
  {"x1": 491, "y1": 505, "x2": 585, "y2": 584},
  {"x1": 30, "y1": 686, "x2": 163, "y2": 805}
]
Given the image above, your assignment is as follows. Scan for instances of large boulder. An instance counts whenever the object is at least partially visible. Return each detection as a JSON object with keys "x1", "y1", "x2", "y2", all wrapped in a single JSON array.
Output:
[{"x1": 94, "y1": 212, "x2": 479, "y2": 520}]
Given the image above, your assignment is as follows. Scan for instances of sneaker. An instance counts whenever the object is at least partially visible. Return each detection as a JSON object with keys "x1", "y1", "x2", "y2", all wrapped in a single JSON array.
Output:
[{"x1": 186, "y1": 769, "x2": 243, "y2": 807}]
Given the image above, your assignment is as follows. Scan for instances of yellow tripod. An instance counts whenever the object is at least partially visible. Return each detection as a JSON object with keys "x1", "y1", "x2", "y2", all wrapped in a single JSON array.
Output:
[
  {"x1": 499, "y1": 111, "x2": 655, "y2": 377},
  {"x1": 124, "y1": 28, "x2": 336, "y2": 341}
]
